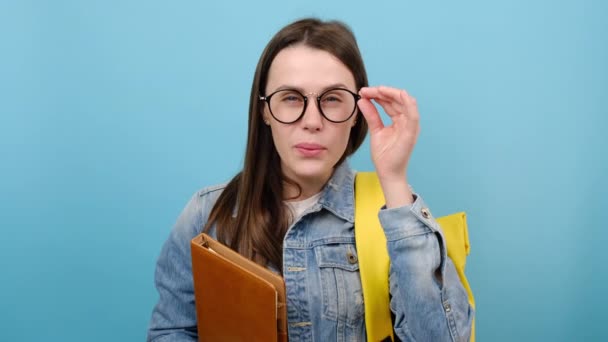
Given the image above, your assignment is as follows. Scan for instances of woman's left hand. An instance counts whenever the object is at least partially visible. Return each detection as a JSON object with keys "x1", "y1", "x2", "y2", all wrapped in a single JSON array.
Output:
[{"x1": 357, "y1": 86, "x2": 420, "y2": 207}]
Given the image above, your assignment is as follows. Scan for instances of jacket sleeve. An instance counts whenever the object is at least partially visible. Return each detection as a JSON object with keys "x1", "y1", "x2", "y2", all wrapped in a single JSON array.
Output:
[
  {"x1": 379, "y1": 193, "x2": 474, "y2": 342},
  {"x1": 147, "y1": 192, "x2": 206, "y2": 342}
]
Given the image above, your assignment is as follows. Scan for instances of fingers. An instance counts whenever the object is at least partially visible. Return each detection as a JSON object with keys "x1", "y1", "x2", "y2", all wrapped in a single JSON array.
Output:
[
  {"x1": 374, "y1": 98, "x2": 403, "y2": 119},
  {"x1": 360, "y1": 86, "x2": 419, "y2": 121},
  {"x1": 360, "y1": 86, "x2": 405, "y2": 106},
  {"x1": 357, "y1": 97, "x2": 384, "y2": 133},
  {"x1": 398, "y1": 89, "x2": 419, "y2": 122}
]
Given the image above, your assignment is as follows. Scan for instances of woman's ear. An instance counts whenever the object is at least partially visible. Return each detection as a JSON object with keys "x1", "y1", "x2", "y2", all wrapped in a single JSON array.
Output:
[{"x1": 259, "y1": 106, "x2": 270, "y2": 125}]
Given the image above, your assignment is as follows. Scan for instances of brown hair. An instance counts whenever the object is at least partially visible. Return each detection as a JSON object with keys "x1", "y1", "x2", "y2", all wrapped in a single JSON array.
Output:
[{"x1": 204, "y1": 18, "x2": 369, "y2": 272}]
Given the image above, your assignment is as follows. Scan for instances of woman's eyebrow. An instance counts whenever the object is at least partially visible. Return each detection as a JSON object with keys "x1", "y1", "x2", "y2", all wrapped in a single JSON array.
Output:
[{"x1": 272, "y1": 83, "x2": 350, "y2": 93}]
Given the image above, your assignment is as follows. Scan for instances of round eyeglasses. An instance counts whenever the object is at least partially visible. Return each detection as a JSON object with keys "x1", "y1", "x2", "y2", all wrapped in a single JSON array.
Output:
[{"x1": 259, "y1": 88, "x2": 361, "y2": 124}]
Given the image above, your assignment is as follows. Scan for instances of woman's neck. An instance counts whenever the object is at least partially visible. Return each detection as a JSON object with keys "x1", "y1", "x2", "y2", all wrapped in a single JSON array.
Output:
[{"x1": 283, "y1": 174, "x2": 330, "y2": 201}]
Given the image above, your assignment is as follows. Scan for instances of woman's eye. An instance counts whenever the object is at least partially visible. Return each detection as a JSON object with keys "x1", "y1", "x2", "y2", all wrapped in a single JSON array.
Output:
[
  {"x1": 281, "y1": 94, "x2": 302, "y2": 102},
  {"x1": 323, "y1": 95, "x2": 342, "y2": 103}
]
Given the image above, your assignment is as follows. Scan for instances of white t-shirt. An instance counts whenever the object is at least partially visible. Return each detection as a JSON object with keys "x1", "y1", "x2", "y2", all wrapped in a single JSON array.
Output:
[{"x1": 285, "y1": 192, "x2": 322, "y2": 222}]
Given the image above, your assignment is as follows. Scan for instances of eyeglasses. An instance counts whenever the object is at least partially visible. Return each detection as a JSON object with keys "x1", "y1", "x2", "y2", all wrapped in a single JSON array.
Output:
[{"x1": 259, "y1": 87, "x2": 361, "y2": 124}]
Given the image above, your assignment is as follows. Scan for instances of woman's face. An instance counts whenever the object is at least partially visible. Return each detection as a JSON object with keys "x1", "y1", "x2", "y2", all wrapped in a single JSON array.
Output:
[{"x1": 263, "y1": 45, "x2": 358, "y2": 189}]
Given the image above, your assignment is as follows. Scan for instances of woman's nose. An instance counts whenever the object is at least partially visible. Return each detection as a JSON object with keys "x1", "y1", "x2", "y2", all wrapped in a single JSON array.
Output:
[{"x1": 300, "y1": 100, "x2": 324, "y2": 130}]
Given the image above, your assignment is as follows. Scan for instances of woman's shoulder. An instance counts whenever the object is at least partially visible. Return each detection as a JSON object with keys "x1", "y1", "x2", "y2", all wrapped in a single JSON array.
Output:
[
  {"x1": 171, "y1": 182, "x2": 229, "y2": 238},
  {"x1": 195, "y1": 182, "x2": 228, "y2": 198},
  {"x1": 189, "y1": 182, "x2": 229, "y2": 213}
]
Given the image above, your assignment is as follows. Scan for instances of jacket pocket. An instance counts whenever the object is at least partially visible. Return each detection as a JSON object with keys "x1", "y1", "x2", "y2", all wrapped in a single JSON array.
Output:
[{"x1": 315, "y1": 243, "x2": 364, "y2": 327}]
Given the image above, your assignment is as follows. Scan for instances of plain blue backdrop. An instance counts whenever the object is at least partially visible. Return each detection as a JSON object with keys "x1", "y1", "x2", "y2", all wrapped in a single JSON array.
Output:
[{"x1": 1, "y1": 0, "x2": 607, "y2": 341}]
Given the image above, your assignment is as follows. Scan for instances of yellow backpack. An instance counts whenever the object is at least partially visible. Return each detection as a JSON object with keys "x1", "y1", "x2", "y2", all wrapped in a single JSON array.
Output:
[{"x1": 354, "y1": 172, "x2": 475, "y2": 342}]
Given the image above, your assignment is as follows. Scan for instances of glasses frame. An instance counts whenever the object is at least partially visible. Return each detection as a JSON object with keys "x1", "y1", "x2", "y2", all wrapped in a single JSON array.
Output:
[{"x1": 259, "y1": 87, "x2": 361, "y2": 124}]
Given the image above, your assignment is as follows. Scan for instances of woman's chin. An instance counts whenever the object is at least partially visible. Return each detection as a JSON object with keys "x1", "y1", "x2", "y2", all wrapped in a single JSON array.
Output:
[{"x1": 285, "y1": 160, "x2": 335, "y2": 183}]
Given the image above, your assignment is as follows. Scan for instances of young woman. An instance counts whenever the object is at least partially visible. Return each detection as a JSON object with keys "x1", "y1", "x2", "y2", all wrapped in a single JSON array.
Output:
[{"x1": 148, "y1": 18, "x2": 474, "y2": 341}]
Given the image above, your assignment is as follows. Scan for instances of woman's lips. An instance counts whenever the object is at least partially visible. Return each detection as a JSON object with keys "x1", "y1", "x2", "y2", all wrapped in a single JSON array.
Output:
[{"x1": 294, "y1": 143, "x2": 326, "y2": 157}]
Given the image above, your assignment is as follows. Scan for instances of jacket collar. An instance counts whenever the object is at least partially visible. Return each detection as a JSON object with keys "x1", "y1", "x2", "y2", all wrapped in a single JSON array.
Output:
[
  {"x1": 231, "y1": 161, "x2": 356, "y2": 222},
  {"x1": 318, "y1": 160, "x2": 355, "y2": 223}
]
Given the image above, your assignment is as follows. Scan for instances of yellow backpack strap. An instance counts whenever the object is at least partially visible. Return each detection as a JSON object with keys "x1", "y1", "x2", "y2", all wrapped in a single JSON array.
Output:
[
  {"x1": 355, "y1": 172, "x2": 476, "y2": 342},
  {"x1": 354, "y1": 172, "x2": 394, "y2": 342},
  {"x1": 435, "y1": 213, "x2": 476, "y2": 310},
  {"x1": 436, "y1": 213, "x2": 476, "y2": 342}
]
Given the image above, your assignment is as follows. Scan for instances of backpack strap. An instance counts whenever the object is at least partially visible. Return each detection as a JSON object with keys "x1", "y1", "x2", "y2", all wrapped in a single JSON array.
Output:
[
  {"x1": 354, "y1": 172, "x2": 394, "y2": 342},
  {"x1": 355, "y1": 172, "x2": 476, "y2": 342}
]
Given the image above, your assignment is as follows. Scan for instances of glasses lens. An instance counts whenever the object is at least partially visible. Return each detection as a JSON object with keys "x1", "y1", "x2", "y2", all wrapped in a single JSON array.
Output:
[
  {"x1": 319, "y1": 89, "x2": 356, "y2": 122},
  {"x1": 269, "y1": 90, "x2": 305, "y2": 123}
]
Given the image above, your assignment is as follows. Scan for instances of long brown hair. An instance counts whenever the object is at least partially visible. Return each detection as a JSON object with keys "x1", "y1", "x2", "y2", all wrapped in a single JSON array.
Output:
[{"x1": 204, "y1": 18, "x2": 369, "y2": 272}]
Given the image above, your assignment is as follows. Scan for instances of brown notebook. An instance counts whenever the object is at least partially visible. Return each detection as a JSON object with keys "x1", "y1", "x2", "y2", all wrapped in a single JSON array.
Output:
[{"x1": 190, "y1": 233, "x2": 288, "y2": 342}]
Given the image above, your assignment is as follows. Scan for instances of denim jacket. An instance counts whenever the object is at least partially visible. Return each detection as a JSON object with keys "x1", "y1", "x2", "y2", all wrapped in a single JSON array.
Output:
[{"x1": 147, "y1": 162, "x2": 474, "y2": 341}]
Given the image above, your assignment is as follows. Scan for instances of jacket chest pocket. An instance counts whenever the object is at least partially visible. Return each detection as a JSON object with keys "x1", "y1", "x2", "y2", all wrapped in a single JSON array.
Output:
[{"x1": 315, "y1": 243, "x2": 365, "y2": 327}]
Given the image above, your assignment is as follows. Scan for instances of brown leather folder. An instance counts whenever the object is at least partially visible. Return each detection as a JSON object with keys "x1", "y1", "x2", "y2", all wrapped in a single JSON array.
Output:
[{"x1": 190, "y1": 233, "x2": 288, "y2": 342}]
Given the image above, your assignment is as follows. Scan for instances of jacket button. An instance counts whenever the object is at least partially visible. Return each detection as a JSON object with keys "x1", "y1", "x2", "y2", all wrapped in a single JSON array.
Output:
[
  {"x1": 347, "y1": 251, "x2": 358, "y2": 264},
  {"x1": 421, "y1": 208, "x2": 431, "y2": 219}
]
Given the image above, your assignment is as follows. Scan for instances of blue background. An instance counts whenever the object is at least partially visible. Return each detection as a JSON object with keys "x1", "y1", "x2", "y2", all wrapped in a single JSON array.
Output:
[{"x1": 1, "y1": 0, "x2": 606, "y2": 341}]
